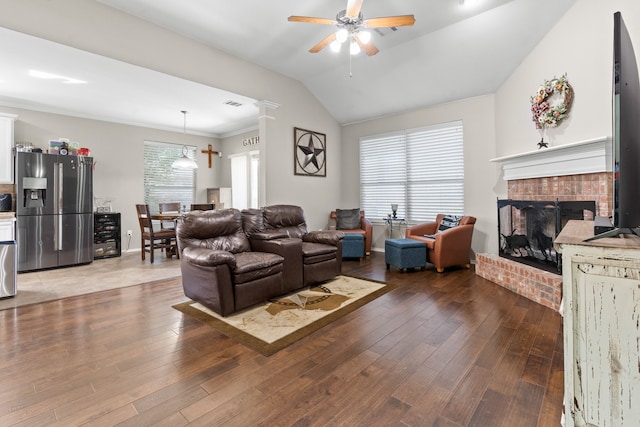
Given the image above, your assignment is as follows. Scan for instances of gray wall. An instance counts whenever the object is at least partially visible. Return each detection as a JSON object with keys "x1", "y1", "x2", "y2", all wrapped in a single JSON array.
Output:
[
  {"x1": 340, "y1": 0, "x2": 640, "y2": 258},
  {"x1": 4, "y1": 0, "x2": 640, "y2": 257},
  {"x1": 0, "y1": 0, "x2": 342, "y2": 232},
  {"x1": 340, "y1": 95, "x2": 498, "y2": 256},
  {"x1": 5, "y1": 106, "x2": 221, "y2": 251}
]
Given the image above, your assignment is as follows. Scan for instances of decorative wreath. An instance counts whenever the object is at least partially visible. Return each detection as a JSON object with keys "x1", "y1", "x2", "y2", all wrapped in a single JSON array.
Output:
[{"x1": 530, "y1": 74, "x2": 573, "y2": 129}]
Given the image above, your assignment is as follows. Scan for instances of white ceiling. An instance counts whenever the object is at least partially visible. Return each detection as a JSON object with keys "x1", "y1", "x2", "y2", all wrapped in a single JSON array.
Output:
[
  {"x1": 0, "y1": 0, "x2": 576, "y2": 137},
  {"x1": 0, "y1": 26, "x2": 259, "y2": 137}
]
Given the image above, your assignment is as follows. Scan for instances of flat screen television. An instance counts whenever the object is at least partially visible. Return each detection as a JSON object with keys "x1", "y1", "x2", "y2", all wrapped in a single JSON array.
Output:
[{"x1": 588, "y1": 11, "x2": 640, "y2": 240}]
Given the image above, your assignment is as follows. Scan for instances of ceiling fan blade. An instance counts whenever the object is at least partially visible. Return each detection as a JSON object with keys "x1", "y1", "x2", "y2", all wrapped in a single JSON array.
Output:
[
  {"x1": 346, "y1": 0, "x2": 364, "y2": 18},
  {"x1": 309, "y1": 33, "x2": 337, "y2": 53},
  {"x1": 364, "y1": 15, "x2": 416, "y2": 28},
  {"x1": 354, "y1": 34, "x2": 379, "y2": 56},
  {"x1": 288, "y1": 16, "x2": 337, "y2": 25}
]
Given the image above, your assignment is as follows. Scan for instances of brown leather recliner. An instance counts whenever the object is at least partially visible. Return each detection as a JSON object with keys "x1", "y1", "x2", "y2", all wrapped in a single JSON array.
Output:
[
  {"x1": 176, "y1": 208, "x2": 284, "y2": 316},
  {"x1": 329, "y1": 210, "x2": 373, "y2": 255},
  {"x1": 243, "y1": 205, "x2": 344, "y2": 290},
  {"x1": 405, "y1": 214, "x2": 476, "y2": 273}
]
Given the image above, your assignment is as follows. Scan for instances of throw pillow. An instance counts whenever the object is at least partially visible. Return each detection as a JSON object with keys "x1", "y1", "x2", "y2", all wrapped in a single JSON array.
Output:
[
  {"x1": 336, "y1": 208, "x2": 361, "y2": 230},
  {"x1": 438, "y1": 214, "x2": 462, "y2": 232}
]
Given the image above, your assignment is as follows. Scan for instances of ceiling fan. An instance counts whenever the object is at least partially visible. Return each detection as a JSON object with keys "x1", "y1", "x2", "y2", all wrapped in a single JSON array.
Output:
[{"x1": 288, "y1": 0, "x2": 415, "y2": 56}]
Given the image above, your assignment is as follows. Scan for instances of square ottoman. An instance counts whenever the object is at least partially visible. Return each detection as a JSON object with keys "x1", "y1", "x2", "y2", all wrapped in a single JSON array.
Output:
[
  {"x1": 385, "y1": 238, "x2": 426, "y2": 272},
  {"x1": 342, "y1": 233, "x2": 365, "y2": 260}
]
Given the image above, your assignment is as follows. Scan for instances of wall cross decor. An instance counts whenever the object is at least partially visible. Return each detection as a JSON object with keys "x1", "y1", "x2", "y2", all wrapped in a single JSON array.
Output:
[{"x1": 201, "y1": 144, "x2": 220, "y2": 168}]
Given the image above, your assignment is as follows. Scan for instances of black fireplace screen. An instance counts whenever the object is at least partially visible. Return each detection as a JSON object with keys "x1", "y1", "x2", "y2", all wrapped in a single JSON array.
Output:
[{"x1": 497, "y1": 199, "x2": 596, "y2": 274}]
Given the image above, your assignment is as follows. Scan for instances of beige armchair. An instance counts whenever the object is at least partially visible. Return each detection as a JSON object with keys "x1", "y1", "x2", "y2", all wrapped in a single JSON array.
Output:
[
  {"x1": 329, "y1": 209, "x2": 373, "y2": 255},
  {"x1": 405, "y1": 214, "x2": 476, "y2": 272}
]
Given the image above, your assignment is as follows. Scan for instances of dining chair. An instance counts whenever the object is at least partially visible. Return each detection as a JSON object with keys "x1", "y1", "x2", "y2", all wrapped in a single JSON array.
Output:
[
  {"x1": 135, "y1": 204, "x2": 179, "y2": 263},
  {"x1": 159, "y1": 202, "x2": 181, "y2": 229},
  {"x1": 190, "y1": 203, "x2": 215, "y2": 211}
]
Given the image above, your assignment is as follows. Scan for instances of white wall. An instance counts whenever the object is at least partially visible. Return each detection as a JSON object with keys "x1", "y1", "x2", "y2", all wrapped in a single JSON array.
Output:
[
  {"x1": 0, "y1": 0, "x2": 341, "y2": 231},
  {"x1": 3, "y1": 105, "x2": 220, "y2": 250},
  {"x1": 488, "y1": 0, "x2": 640, "y2": 254},
  {"x1": 340, "y1": 95, "x2": 498, "y2": 257},
  {"x1": 495, "y1": 0, "x2": 640, "y2": 157}
]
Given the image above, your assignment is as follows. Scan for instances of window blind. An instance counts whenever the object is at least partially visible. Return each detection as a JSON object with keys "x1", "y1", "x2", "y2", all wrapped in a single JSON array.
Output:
[
  {"x1": 144, "y1": 141, "x2": 196, "y2": 214},
  {"x1": 360, "y1": 121, "x2": 464, "y2": 222}
]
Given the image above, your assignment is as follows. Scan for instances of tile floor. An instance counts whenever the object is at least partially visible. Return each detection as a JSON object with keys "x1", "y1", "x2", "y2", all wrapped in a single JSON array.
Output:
[{"x1": 0, "y1": 251, "x2": 181, "y2": 310}]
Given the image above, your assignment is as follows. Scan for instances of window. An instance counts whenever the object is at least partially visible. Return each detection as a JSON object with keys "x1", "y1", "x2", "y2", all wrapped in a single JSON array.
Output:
[
  {"x1": 360, "y1": 121, "x2": 464, "y2": 222},
  {"x1": 230, "y1": 150, "x2": 259, "y2": 210},
  {"x1": 144, "y1": 141, "x2": 196, "y2": 214}
]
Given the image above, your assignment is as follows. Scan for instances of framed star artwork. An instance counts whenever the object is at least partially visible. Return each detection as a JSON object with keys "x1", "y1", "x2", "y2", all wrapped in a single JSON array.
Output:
[{"x1": 294, "y1": 127, "x2": 326, "y2": 177}]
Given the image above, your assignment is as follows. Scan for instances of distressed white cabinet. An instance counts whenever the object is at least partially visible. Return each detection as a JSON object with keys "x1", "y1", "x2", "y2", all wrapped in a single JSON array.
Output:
[
  {"x1": 0, "y1": 113, "x2": 18, "y2": 184},
  {"x1": 556, "y1": 221, "x2": 640, "y2": 427}
]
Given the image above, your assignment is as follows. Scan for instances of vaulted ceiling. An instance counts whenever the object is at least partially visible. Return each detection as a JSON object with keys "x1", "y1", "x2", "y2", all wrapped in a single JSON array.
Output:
[{"x1": 0, "y1": 0, "x2": 576, "y2": 136}]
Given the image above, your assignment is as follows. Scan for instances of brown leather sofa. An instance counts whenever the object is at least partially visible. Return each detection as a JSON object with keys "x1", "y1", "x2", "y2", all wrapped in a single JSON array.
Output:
[
  {"x1": 405, "y1": 214, "x2": 476, "y2": 273},
  {"x1": 176, "y1": 208, "x2": 285, "y2": 316},
  {"x1": 243, "y1": 205, "x2": 344, "y2": 290},
  {"x1": 329, "y1": 210, "x2": 373, "y2": 255}
]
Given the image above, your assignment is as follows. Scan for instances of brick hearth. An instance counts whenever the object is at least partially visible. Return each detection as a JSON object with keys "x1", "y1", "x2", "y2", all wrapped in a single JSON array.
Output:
[
  {"x1": 476, "y1": 171, "x2": 612, "y2": 313},
  {"x1": 476, "y1": 253, "x2": 563, "y2": 310}
]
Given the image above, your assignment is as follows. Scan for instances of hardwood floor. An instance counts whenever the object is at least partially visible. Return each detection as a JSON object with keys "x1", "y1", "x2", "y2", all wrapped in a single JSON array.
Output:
[{"x1": 0, "y1": 253, "x2": 564, "y2": 426}]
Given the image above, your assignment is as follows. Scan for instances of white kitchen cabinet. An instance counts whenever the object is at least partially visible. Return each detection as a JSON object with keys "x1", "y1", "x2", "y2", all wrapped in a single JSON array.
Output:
[
  {"x1": 0, "y1": 113, "x2": 18, "y2": 184},
  {"x1": 0, "y1": 218, "x2": 15, "y2": 241},
  {"x1": 555, "y1": 221, "x2": 640, "y2": 427}
]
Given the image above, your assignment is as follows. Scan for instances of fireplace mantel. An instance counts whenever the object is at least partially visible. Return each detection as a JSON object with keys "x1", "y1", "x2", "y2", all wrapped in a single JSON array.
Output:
[{"x1": 490, "y1": 137, "x2": 612, "y2": 181}]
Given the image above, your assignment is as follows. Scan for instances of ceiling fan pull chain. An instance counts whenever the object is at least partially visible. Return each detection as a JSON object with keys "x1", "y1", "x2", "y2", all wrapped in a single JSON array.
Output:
[{"x1": 349, "y1": 52, "x2": 353, "y2": 78}]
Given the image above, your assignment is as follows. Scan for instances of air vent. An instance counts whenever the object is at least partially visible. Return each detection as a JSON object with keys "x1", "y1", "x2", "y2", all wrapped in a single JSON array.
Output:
[
  {"x1": 374, "y1": 27, "x2": 399, "y2": 37},
  {"x1": 224, "y1": 100, "x2": 243, "y2": 107}
]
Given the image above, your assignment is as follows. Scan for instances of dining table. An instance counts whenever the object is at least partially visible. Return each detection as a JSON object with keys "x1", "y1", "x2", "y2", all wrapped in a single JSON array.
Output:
[{"x1": 150, "y1": 212, "x2": 183, "y2": 222}]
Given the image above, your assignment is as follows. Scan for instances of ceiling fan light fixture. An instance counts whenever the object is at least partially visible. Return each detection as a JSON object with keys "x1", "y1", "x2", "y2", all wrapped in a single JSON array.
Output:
[
  {"x1": 358, "y1": 30, "x2": 371, "y2": 44},
  {"x1": 336, "y1": 28, "x2": 349, "y2": 43},
  {"x1": 350, "y1": 40, "x2": 361, "y2": 55},
  {"x1": 330, "y1": 39, "x2": 342, "y2": 52},
  {"x1": 290, "y1": 1, "x2": 415, "y2": 58}
]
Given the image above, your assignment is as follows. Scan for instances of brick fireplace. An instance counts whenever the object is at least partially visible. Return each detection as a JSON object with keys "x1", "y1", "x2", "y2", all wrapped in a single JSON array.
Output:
[{"x1": 476, "y1": 138, "x2": 612, "y2": 311}]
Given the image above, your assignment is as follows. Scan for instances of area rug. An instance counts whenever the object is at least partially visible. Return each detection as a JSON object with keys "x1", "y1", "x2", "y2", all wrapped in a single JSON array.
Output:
[{"x1": 172, "y1": 275, "x2": 391, "y2": 356}]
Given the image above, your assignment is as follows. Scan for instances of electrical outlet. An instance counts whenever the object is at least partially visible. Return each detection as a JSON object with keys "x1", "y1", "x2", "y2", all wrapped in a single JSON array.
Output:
[{"x1": 126, "y1": 230, "x2": 132, "y2": 237}]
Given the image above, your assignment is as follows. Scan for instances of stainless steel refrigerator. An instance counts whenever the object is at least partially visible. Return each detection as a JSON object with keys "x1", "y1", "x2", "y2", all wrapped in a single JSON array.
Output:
[{"x1": 15, "y1": 152, "x2": 94, "y2": 272}]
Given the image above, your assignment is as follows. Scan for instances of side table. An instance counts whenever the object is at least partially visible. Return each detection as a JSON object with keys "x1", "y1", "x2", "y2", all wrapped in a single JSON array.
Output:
[{"x1": 383, "y1": 217, "x2": 407, "y2": 238}]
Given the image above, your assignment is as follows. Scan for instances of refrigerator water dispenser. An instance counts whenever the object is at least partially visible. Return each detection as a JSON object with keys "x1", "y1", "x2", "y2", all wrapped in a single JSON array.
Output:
[{"x1": 22, "y1": 177, "x2": 47, "y2": 208}]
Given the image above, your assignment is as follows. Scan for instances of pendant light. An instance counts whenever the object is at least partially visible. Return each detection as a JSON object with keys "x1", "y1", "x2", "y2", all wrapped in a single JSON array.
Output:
[{"x1": 171, "y1": 110, "x2": 198, "y2": 170}]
